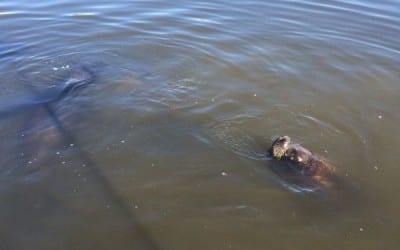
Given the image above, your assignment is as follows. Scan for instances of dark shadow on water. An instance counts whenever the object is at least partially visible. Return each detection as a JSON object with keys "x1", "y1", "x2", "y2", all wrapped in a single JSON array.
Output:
[
  {"x1": 1, "y1": 65, "x2": 161, "y2": 250},
  {"x1": 0, "y1": 65, "x2": 96, "y2": 119},
  {"x1": 40, "y1": 105, "x2": 161, "y2": 250}
]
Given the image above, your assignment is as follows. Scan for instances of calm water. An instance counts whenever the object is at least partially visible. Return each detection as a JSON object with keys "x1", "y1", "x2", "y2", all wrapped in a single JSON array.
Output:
[{"x1": 1, "y1": 0, "x2": 399, "y2": 249}]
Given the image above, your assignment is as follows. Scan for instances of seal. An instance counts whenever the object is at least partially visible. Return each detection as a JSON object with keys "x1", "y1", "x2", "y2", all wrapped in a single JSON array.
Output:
[{"x1": 268, "y1": 135, "x2": 338, "y2": 189}]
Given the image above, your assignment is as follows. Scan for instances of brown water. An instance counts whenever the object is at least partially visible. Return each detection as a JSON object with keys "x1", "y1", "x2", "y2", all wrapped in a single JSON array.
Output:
[{"x1": 1, "y1": 0, "x2": 399, "y2": 249}]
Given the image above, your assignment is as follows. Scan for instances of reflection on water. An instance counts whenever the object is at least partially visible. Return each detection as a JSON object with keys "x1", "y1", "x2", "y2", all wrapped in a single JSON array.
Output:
[{"x1": 1, "y1": 0, "x2": 399, "y2": 249}]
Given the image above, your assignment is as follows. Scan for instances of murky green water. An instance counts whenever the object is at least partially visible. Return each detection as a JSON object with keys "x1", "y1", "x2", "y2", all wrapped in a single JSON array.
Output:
[{"x1": 1, "y1": 0, "x2": 399, "y2": 249}]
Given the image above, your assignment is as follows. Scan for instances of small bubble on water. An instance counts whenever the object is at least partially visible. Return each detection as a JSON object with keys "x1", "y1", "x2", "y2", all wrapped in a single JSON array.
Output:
[
  {"x1": 221, "y1": 172, "x2": 227, "y2": 176},
  {"x1": 69, "y1": 143, "x2": 74, "y2": 147},
  {"x1": 61, "y1": 161, "x2": 66, "y2": 165},
  {"x1": 378, "y1": 115, "x2": 383, "y2": 119},
  {"x1": 120, "y1": 140, "x2": 125, "y2": 144},
  {"x1": 253, "y1": 93, "x2": 257, "y2": 97},
  {"x1": 52, "y1": 67, "x2": 59, "y2": 71},
  {"x1": 28, "y1": 161, "x2": 32, "y2": 164},
  {"x1": 374, "y1": 166, "x2": 379, "y2": 170},
  {"x1": 56, "y1": 151, "x2": 60, "y2": 155},
  {"x1": 359, "y1": 227, "x2": 364, "y2": 232}
]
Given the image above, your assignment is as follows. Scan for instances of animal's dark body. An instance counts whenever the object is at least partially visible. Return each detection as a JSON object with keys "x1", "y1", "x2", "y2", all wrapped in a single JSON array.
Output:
[{"x1": 268, "y1": 135, "x2": 340, "y2": 190}]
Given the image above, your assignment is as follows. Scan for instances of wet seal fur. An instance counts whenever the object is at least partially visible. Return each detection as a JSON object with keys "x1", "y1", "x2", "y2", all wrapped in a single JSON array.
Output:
[{"x1": 268, "y1": 135, "x2": 339, "y2": 190}]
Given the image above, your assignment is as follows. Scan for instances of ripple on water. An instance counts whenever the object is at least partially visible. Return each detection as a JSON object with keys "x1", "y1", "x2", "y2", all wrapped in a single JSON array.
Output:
[
  {"x1": 0, "y1": 0, "x2": 399, "y2": 248},
  {"x1": 208, "y1": 115, "x2": 269, "y2": 161}
]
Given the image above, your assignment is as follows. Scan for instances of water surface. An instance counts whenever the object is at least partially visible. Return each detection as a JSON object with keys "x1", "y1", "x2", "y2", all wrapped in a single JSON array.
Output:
[{"x1": 1, "y1": 0, "x2": 399, "y2": 249}]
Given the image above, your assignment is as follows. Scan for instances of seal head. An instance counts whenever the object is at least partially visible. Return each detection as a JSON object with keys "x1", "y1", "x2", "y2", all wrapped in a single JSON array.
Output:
[{"x1": 268, "y1": 135, "x2": 291, "y2": 159}]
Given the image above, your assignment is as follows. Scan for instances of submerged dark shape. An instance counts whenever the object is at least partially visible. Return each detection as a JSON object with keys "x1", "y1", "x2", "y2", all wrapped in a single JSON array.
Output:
[
  {"x1": 0, "y1": 65, "x2": 95, "y2": 118},
  {"x1": 268, "y1": 135, "x2": 339, "y2": 190},
  {"x1": 5, "y1": 64, "x2": 160, "y2": 250},
  {"x1": 48, "y1": 65, "x2": 95, "y2": 102}
]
